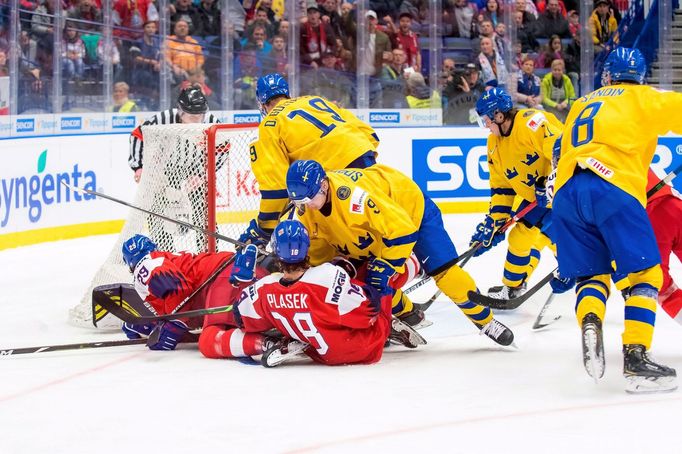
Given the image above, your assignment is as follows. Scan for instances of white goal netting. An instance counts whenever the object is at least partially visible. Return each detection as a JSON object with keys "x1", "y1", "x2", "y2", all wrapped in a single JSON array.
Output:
[{"x1": 69, "y1": 123, "x2": 260, "y2": 328}]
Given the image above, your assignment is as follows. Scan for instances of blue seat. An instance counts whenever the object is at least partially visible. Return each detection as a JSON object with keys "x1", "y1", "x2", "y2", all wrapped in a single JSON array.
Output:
[
  {"x1": 561, "y1": 38, "x2": 573, "y2": 47},
  {"x1": 443, "y1": 37, "x2": 474, "y2": 50},
  {"x1": 536, "y1": 68, "x2": 551, "y2": 78},
  {"x1": 536, "y1": 38, "x2": 549, "y2": 48}
]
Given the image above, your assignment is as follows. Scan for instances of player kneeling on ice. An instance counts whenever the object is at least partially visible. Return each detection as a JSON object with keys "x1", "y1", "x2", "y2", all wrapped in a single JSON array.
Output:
[
  {"x1": 285, "y1": 159, "x2": 516, "y2": 347},
  {"x1": 199, "y1": 219, "x2": 424, "y2": 367},
  {"x1": 120, "y1": 234, "x2": 268, "y2": 350}
]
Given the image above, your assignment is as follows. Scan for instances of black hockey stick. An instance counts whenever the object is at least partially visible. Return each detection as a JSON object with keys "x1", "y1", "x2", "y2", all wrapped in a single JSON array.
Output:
[
  {"x1": 647, "y1": 163, "x2": 682, "y2": 198},
  {"x1": 467, "y1": 267, "x2": 557, "y2": 310},
  {"x1": 62, "y1": 181, "x2": 249, "y2": 251},
  {"x1": 0, "y1": 338, "x2": 148, "y2": 356}
]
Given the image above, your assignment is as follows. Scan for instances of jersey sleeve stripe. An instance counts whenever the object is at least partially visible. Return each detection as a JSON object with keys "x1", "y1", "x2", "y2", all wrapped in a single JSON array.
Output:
[
  {"x1": 384, "y1": 257, "x2": 407, "y2": 268},
  {"x1": 260, "y1": 189, "x2": 290, "y2": 199},
  {"x1": 490, "y1": 205, "x2": 513, "y2": 215},
  {"x1": 258, "y1": 211, "x2": 282, "y2": 221},
  {"x1": 491, "y1": 187, "x2": 516, "y2": 196},
  {"x1": 383, "y1": 231, "x2": 419, "y2": 247}
]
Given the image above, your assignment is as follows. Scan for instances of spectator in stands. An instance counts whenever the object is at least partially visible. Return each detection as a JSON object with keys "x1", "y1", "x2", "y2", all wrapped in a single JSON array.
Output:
[
  {"x1": 513, "y1": 10, "x2": 539, "y2": 53},
  {"x1": 197, "y1": 0, "x2": 221, "y2": 39},
  {"x1": 514, "y1": 0, "x2": 537, "y2": 25},
  {"x1": 535, "y1": 34, "x2": 566, "y2": 68},
  {"x1": 308, "y1": 48, "x2": 353, "y2": 107},
  {"x1": 405, "y1": 71, "x2": 441, "y2": 108},
  {"x1": 31, "y1": 0, "x2": 56, "y2": 48},
  {"x1": 591, "y1": 0, "x2": 618, "y2": 54},
  {"x1": 131, "y1": 21, "x2": 161, "y2": 90},
  {"x1": 443, "y1": 63, "x2": 485, "y2": 124},
  {"x1": 564, "y1": 27, "x2": 580, "y2": 89},
  {"x1": 62, "y1": 23, "x2": 86, "y2": 80},
  {"x1": 541, "y1": 58, "x2": 575, "y2": 121},
  {"x1": 444, "y1": 0, "x2": 477, "y2": 38},
  {"x1": 512, "y1": 39, "x2": 525, "y2": 71},
  {"x1": 334, "y1": 37, "x2": 353, "y2": 71},
  {"x1": 369, "y1": 0, "x2": 402, "y2": 20},
  {"x1": 0, "y1": 49, "x2": 7, "y2": 77},
  {"x1": 567, "y1": 9, "x2": 580, "y2": 37},
  {"x1": 67, "y1": 0, "x2": 102, "y2": 33},
  {"x1": 384, "y1": 12, "x2": 421, "y2": 72},
  {"x1": 19, "y1": 30, "x2": 41, "y2": 83},
  {"x1": 511, "y1": 55, "x2": 543, "y2": 109},
  {"x1": 179, "y1": 68, "x2": 221, "y2": 110},
  {"x1": 171, "y1": 0, "x2": 203, "y2": 37},
  {"x1": 475, "y1": 19, "x2": 509, "y2": 63},
  {"x1": 263, "y1": 34, "x2": 288, "y2": 75},
  {"x1": 97, "y1": 37, "x2": 123, "y2": 80},
  {"x1": 478, "y1": 0, "x2": 503, "y2": 27},
  {"x1": 382, "y1": 47, "x2": 409, "y2": 80},
  {"x1": 321, "y1": 0, "x2": 348, "y2": 45},
  {"x1": 241, "y1": 23, "x2": 273, "y2": 61},
  {"x1": 166, "y1": 19, "x2": 205, "y2": 82},
  {"x1": 259, "y1": 0, "x2": 280, "y2": 24},
  {"x1": 536, "y1": 0, "x2": 570, "y2": 38},
  {"x1": 477, "y1": 36, "x2": 509, "y2": 89},
  {"x1": 246, "y1": 7, "x2": 276, "y2": 39},
  {"x1": 278, "y1": 19, "x2": 290, "y2": 42},
  {"x1": 355, "y1": 10, "x2": 391, "y2": 77},
  {"x1": 378, "y1": 50, "x2": 408, "y2": 108},
  {"x1": 301, "y1": 4, "x2": 336, "y2": 70},
  {"x1": 111, "y1": 81, "x2": 140, "y2": 112},
  {"x1": 233, "y1": 45, "x2": 262, "y2": 110},
  {"x1": 112, "y1": 0, "x2": 159, "y2": 40}
]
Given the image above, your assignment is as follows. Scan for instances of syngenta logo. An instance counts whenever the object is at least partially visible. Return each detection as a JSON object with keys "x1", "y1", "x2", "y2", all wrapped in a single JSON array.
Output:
[{"x1": 1, "y1": 150, "x2": 97, "y2": 226}]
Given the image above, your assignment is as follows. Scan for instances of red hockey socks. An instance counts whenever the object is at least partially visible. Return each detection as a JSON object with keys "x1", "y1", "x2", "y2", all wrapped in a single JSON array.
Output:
[{"x1": 199, "y1": 325, "x2": 267, "y2": 359}]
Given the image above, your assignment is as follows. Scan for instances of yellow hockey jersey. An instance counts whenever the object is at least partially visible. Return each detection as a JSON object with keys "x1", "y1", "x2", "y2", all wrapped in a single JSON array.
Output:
[
  {"x1": 486, "y1": 109, "x2": 562, "y2": 221},
  {"x1": 252, "y1": 96, "x2": 380, "y2": 231},
  {"x1": 556, "y1": 84, "x2": 682, "y2": 206},
  {"x1": 295, "y1": 165, "x2": 425, "y2": 273}
]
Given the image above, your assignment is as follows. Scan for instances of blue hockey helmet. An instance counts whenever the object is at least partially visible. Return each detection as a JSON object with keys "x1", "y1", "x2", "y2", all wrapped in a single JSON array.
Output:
[
  {"x1": 286, "y1": 160, "x2": 326, "y2": 204},
  {"x1": 122, "y1": 234, "x2": 157, "y2": 270},
  {"x1": 475, "y1": 87, "x2": 513, "y2": 120},
  {"x1": 271, "y1": 219, "x2": 311, "y2": 263},
  {"x1": 602, "y1": 47, "x2": 646, "y2": 85},
  {"x1": 256, "y1": 73, "x2": 290, "y2": 105}
]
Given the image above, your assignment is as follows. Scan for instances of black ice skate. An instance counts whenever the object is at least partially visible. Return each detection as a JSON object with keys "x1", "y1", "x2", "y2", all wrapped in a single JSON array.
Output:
[
  {"x1": 261, "y1": 339, "x2": 308, "y2": 368},
  {"x1": 623, "y1": 344, "x2": 678, "y2": 394},
  {"x1": 397, "y1": 305, "x2": 433, "y2": 330},
  {"x1": 487, "y1": 282, "x2": 527, "y2": 301},
  {"x1": 479, "y1": 318, "x2": 515, "y2": 347},
  {"x1": 389, "y1": 317, "x2": 427, "y2": 348},
  {"x1": 581, "y1": 313, "x2": 605, "y2": 382}
]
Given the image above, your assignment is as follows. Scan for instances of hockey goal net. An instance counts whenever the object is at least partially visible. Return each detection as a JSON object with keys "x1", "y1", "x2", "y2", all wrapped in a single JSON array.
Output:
[{"x1": 70, "y1": 123, "x2": 260, "y2": 328}]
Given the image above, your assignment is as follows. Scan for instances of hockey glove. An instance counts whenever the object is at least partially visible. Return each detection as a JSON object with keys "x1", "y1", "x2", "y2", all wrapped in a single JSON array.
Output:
[
  {"x1": 366, "y1": 258, "x2": 396, "y2": 297},
  {"x1": 362, "y1": 283, "x2": 384, "y2": 316},
  {"x1": 550, "y1": 273, "x2": 575, "y2": 294},
  {"x1": 535, "y1": 169, "x2": 556, "y2": 208},
  {"x1": 331, "y1": 256, "x2": 358, "y2": 278},
  {"x1": 122, "y1": 322, "x2": 155, "y2": 340},
  {"x1": 147, "y1": 320, "x2": 189, "y2": 351},
  {"x1": 470, "y1": 215, "x2": 506, "y2": 257},
  {"x1": 238, "y1": 219, "x2": 271, "y2": 248},
  {"x1": 229, "y1": 244, "x2": 259, "y2": 287}
]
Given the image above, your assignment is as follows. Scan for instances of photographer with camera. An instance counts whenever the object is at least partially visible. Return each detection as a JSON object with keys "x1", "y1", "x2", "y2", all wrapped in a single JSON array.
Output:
[{"x1": 443, "y1": 62, "x2": 485, "y2": 125}]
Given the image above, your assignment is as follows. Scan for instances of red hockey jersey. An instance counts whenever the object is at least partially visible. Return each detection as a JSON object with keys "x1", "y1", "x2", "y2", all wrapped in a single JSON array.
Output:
[
  {"x1": 235, "y1": 263, "x2": 392, "y2": 365},
  {"x1": 132, "y1": 251, "x2": 267, "y2": 328}
]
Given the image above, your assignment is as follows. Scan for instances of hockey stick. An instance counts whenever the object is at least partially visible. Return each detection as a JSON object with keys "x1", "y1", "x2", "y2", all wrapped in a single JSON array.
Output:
[
  {"x1": 467, "y1": 266, "x2": 557, "y2": 309},
  {"x1": 0, "y1": 338, "x2": 144, "y2": 356},
  {"x1": 647, "y1": 163, "x2": 682, "y2": 198},
  {"x1": 531, "y1": 292, "x2": 561, "y2": 330},
  {"x1": 62, "y1": 182, "x2": 249, "y2": 251}
]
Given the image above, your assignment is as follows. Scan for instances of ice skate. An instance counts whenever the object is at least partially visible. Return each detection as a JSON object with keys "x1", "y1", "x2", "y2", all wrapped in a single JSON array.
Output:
[
  {"x1": 479, "y1": 318, "x2": 515, "y2": 347},
  {"x1": 487, "y1": 282, "x2": 527, "y2": 300},
  {"x1": 581, "y1": 313, "x2": 605, "y2": 382},
  {"x1": 623, "y1": 344, "x2": 678, "y2": 394},
  {"x1": 397, "y1": 305, "x2": 433, "y2": 330},
  {"x1": 261, "y1": 339, "x2": 308, "y2": 368},
  {"x1": 389, "y1": 317, "x2": 427, "y2": 348}
]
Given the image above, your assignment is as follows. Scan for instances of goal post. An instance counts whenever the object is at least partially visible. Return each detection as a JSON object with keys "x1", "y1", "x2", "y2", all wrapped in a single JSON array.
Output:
[{"x1": 69, "y1": 122, "x2": 260, "y2": 329}]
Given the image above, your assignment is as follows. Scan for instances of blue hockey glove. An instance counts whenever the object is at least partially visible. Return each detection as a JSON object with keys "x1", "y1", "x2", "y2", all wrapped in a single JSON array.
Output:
[
  {"x1": 362, "y1": 284, "x2": 384, "y2": 316},
  {"x1": 535, "y1": 169, "x2": 556, "y2": 208},
  {"x1": 238, "y1": 219, "x2": 271, "y2": 248},
  {"x1": 470, "y1": 215, "x2": 506, "y2": 257},
  {"x1": 122, "y1": 322, "x2": 155, "y2": 340},
  {"x1": 550, "y1": 274, "x2": 575, "y2": 294},
  {"x1": 229, "y1": 244, "x2": 259, "y2": 287},
  {"x1": 147, "y1": 320, "x2": 189, "y2": 351},
  {"x1": 366, "y1": 258, "x2": 396, "y2": 296}
]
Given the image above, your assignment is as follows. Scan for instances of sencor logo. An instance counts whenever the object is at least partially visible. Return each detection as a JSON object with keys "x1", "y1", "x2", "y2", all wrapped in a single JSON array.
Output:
[
  {"x1": 61, "y1": 117, "x2": 82, "y2": 130},
  {"x1": 16, "y1": 119, "x2": 35, "y2": 132},
  {"x1": 412, "y1": 138, "x2": 489, "y2": 199},
  {"x1": 234, "y1": 114, "x2": 260, "y2": 124},
  {"x1": 369, "y1": 112, "x2": 400, "y2": 123},
  {"x1": 0, "y1": 149, "x2": 97, "y2": 227},
  {"x1": 112, "y1": 116, "x2": 136, "y2": 128}
]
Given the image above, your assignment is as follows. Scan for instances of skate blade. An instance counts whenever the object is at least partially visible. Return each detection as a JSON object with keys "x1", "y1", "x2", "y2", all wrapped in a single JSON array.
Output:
[
  {"x1": 625, "y1": 375, "x2": 679, "y2": 394},
  {"x1": 412, "y1": 319, "x2": 434, "y2": 331},
  {"x1": 532, "y1": 315, "x2": 561, "y2": 331},
  {"x1": 583, "y1": 329, "x2": 605, "y2": 382}
]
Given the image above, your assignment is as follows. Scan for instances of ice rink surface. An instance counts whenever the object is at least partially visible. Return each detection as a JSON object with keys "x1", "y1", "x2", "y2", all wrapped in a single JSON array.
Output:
[{"x1": 1, "y1": 214, "x2": 681, "y2": 454}]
